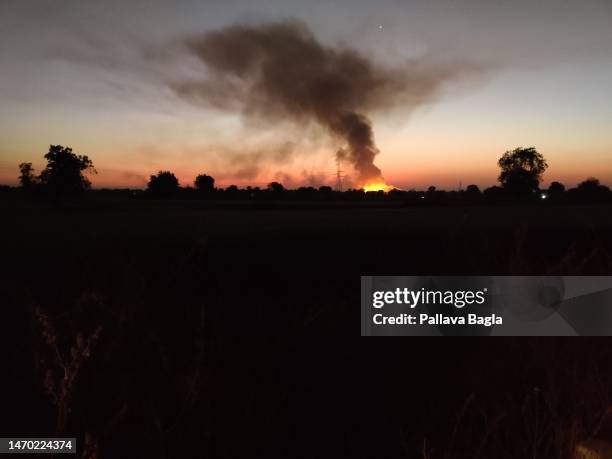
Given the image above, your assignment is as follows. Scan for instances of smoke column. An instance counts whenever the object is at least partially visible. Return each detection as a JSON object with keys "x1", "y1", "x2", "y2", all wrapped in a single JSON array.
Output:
[{"x1": 174, "y1": 20, "x2": 466, "y2": 184}]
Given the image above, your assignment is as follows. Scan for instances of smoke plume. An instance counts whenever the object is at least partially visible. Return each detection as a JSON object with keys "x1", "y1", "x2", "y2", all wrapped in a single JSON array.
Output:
[{"x1": 174, "y1": 19, "x2": 470, "y2": 184}]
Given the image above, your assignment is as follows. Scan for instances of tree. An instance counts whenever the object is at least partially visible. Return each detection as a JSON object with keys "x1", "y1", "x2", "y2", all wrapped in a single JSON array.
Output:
[
  {"x1": 18, "y1": 162, "x2": 37, "y2": 189},
  {"x1": 38, "y1": 145, "x2": 96, "y2": 195},
  {"x1": 267, "y1": 182, "x2": 285, "y2": 193},
  {"x1": 465, "y1": 184, "x2": 480, "y2": 195},
  {"x1": 194, "y1": 174, "x2": 215, "y2": 193},
  {"x1": 464, "y1": 184, "x2": 481, "y2": 201},
  {"x1": 426, "y1": 185, "x2": 438, "y2": 201},
  {"x1": 497, "y1": 147, "x2": 548, "y2": 197},
  {"x1": 547, "y1": 181, "x2": 565, "y2": 199},
  {"x1": 147, "y1": 171, "x2": 179, "y2": 197},
  {"x1": 577, "y1": 177, "x2": 605, "y2": 192},
  {"x1": 574, "y1": 177, "x2": 611, "y2": 201}
]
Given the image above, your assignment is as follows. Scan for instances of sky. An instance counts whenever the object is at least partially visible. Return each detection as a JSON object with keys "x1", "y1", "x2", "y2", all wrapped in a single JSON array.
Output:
[{"x1": 0, "y1": 0, "x2": 611, "y2": 190}]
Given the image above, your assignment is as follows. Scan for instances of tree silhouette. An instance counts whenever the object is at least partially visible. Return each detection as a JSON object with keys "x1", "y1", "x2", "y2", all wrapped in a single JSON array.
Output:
[
  {"x1": 465, "y1": 184, "x2": 481, "y2": 201},
  {"x1": 147, "y1": 171, "x2": 179, "y2": 197},
  {"x1": 18, "y1": 162, "x2": 37, "y2": 189},
  {"x1": 465, "y1": 184, "x2": 480, "y2": 195},
  {"x1": 268, "y1": 182, "x2": 285, "y2": 193},
  {"x1": 497, "y1": 147, "x2": 548, "y2": 197},
  {"x1": 575, "y1": 177, "x2": 610, "y2": 201},
  {"x1": 577, "y1": 178, "x2": 606, "y2": 191},
  {"x1": 547, "y1": 181, "x2": 565, "y2": 199},
  {"x1": 194, "y1": 174, "x2": 215, "y2": 193},
  {"x1": 38, "y1": 145, "x2": 96, "y2": 195}
]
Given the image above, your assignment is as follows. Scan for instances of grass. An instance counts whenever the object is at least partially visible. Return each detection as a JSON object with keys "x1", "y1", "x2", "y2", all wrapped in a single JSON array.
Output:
[{"x1": 2, "y1": 195, "x2": 612, "y2": 457}]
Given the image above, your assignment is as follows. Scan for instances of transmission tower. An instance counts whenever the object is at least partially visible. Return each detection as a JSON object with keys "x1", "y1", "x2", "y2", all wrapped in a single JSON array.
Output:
[{"x1": 335, "y1": 157, "x2": 345, "y2": 192}]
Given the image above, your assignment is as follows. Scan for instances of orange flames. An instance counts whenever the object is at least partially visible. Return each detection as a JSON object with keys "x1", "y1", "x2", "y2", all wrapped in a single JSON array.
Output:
[{"x1": 362, "y1": 182, "x2": 394, "y2": 192}]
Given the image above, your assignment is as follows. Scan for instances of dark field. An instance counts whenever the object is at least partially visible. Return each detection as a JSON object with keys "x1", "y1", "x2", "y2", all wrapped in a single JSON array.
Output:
[{"x1": 2, "y1": 195, "x2": 612, "y2": 458}]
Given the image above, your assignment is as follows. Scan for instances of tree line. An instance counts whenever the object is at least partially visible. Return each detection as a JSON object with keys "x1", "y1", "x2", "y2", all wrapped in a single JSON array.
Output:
[{"x1": 12, "y1": 144, "x2": 612, "y2": 203}]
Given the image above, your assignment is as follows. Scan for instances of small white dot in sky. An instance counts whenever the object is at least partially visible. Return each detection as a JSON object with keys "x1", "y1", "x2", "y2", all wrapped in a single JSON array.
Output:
[{"x1": 378, "y1": 25, "x2": 383, "y2": 30}]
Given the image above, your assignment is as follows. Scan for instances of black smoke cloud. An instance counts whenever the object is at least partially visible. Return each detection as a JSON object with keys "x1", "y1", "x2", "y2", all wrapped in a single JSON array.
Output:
[{"x1": 173, "y1": 19, "x2": 473, "y2": 184}]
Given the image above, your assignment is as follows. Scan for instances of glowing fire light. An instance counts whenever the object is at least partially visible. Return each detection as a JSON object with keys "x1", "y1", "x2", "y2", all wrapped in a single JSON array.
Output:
[{"x1": 362, "y1": 182, "x2": 394, "y2": 192}]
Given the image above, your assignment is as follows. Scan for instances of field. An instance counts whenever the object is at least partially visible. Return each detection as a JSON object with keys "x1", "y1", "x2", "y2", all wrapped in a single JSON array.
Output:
[{"x1": 2, "y1": 195, "x2": 612, "y2": 457}]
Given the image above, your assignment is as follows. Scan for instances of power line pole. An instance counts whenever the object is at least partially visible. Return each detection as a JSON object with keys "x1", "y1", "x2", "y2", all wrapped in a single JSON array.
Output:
[{"x1": 335, "y1": 157, "x2": 345, "y2": 192}]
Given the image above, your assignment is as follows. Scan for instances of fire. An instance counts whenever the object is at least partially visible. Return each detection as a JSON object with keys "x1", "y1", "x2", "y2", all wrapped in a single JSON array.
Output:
[{"x1": 362, "y1": 182, "x2": 394, "y2": 192}]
